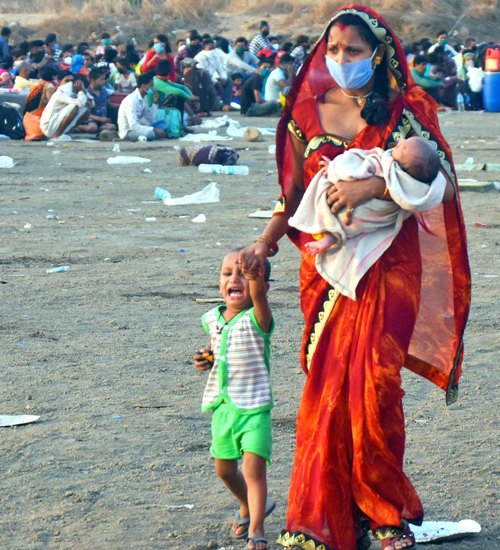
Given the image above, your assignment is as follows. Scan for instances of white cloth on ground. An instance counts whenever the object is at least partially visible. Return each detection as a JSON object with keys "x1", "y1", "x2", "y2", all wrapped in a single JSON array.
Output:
[{"x1": 288, "y1": 147, "x2": 446, "y2": 300}]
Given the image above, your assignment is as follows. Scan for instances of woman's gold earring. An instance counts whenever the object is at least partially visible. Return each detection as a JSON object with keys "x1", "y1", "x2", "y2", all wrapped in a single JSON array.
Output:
[{"x1": 374, "y1": 56, "x2": 382, "y2": 66}]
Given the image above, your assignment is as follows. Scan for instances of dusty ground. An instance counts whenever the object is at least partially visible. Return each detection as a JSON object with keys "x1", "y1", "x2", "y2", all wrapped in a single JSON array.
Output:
[{"x1": 0, "y1": 111, "x2": 498, "y2": 550}]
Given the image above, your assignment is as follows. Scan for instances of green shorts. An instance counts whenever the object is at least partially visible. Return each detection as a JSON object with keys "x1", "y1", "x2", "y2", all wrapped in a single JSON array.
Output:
[{"x1": 210, "y1": 403, "x2": 272, "y2": 462}]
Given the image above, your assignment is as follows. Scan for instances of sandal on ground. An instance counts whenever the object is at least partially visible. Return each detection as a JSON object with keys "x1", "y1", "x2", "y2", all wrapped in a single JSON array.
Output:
[
  {"x1": 373, "y1": 521, "x2": 416, "y2": 549},
  {"x1": 246, "y1": 536, "x2": 269, "y2": 550},
  {"x1": 230, "y1": 498, "x2": 275, "y2": 540},
  {"x1": 230, "y1": 510, "x2": 250, "y2": 540}
]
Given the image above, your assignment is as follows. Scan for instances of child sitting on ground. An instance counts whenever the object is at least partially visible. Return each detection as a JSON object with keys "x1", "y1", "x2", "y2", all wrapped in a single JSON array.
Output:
[
  {"x1": 289, "y1": 136, "x2": 447, "y2": 299},
  {"x1": 194, "y1": 249, "x2": 275, "y2": 550}
]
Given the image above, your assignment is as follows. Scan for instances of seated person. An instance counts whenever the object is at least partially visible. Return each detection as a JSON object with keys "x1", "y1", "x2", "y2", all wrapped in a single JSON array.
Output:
[
  {"x1": 73, "y1": 68, "x2": 117, "y2": 136},
  {"x1": 264, "y1": 53, "x2": 293, "y2": 101},
  {"x1": 117, "y1": 71, "x2": 166, "y2": 141},
  {"x1": 24, "y1": 66, "x2": 57, "y2": 115},
  {"x1": 39, "y1": 70, "x2": 91, "y2": 140},
  {"x1": 411, "y1": 54, "x2": 443, "y2": 101},
  {"x1": 181, "y1": 57, "x2": 219, "y2": 115},
  {"x1": 289, "y1": 137, "x2": 447, "y2": 300},
  {"x1": 13, "y1": 61, "x2": 39, "y2": 91},
  {"x1": 225, "y1": 37, "x2": 259, "y2": 78},
  {"x1": 150, "y1": 59, "x2": 192, "y2": 114},
  {"x1": 109, "y1": 57, "x2": 137, "y2": 95},
  {"x1": 0, "y1": 55, "x2": 14, "y2": 87},
  {"x1": 231, "y1": 72, "x2": 243, "y2": 106},
  {"x1": 240, "y1": 61, "x2": 280, "y2": 116}
]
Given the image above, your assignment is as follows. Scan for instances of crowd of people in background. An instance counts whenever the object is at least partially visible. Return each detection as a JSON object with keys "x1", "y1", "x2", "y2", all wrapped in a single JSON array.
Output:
[{"x1": 0, "y1": 21, "x2": 495, "y2": 142}]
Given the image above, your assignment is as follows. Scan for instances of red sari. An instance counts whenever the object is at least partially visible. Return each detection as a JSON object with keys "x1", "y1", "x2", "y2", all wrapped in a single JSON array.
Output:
[{"x1": 276, "y1": 6, "x2": 470, "y2": 550}]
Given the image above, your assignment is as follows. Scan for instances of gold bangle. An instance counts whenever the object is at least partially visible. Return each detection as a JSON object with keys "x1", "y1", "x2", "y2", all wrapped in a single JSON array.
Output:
[{"x1": 256, "y1": 234, "x2": 279, "y2": 257}]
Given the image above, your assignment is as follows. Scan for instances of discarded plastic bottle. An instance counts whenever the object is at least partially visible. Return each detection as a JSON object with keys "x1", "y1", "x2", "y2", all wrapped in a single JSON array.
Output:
[
  {"x1": 456, "y1": 92, "x2": 465, "y2": 112},
  {"x1": 46, "y1": 266, "x2": 70, "y2": 273},
  {"x1": 155, "y1": 187, "x2": 171, "y2": 200},
  {"x1": 112, "y1": 143, "x2": 120, "y2": 153},
  {"x1": 198, "y1": 164, "x2": 249, "y2": 176}
]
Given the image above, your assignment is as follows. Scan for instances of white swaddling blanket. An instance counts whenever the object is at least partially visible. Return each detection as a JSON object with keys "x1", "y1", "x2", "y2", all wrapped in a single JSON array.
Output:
[{"x1": 288, "y1": 147, "x2": 446, "y2": 300}]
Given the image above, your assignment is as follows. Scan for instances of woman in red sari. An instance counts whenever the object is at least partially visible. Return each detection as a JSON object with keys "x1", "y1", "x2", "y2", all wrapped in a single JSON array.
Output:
[{"x1": 239, "y1": 5, "x2": 470, "y2": 550}]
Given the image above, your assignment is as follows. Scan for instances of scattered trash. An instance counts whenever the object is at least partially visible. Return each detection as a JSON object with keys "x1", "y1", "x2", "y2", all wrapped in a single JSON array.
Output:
[
  {"x1": 106, "y1": 156, "x2": 151, "y2": 164},
  {"x1": 191, "y1": 214, "x2": 206, "y2": 223},
  {"x1": 473, "y1": 222, "x2": 495, "y2": 228},
  {"x1": 165, "y1": 504, "x2": 194, "y2": 510},
  {"x1": 0, "y1": 156, "x2": 15, "y2": 168},
  {"x1": 248, "y1": 210, "x2": 273, "y2": 219},
  {"x1": 155, "y1": 187, "x2": 171, "y2": 201},
  {"x1": 145, "y1": 217, "x2": 157, "y2": 222},
  {"x1": 112, "y1": 415, "x2": 122, "y2": 420},
  {"x1": 127, "y1": 208, "x2": 141, "y2": 212},
  {"x1": 137, "y1": 135, "x2": 147, "y2": 142},
  {"x1": 198, "y1": 163, "x2": 248, "y2": 175},
  {"x1": 142, "y1": 168, "x2": 152, "y2": 173},
  {"x1": 412, "y1": 519, "x2": 480, "y2": 543},
  {"x1": 46, "y1": 265, "x2": 70, "y2": 273},
  {"x1": 0, "y1": 415, "x2": 40, "y2": 428},
  {"x1": 268, "y1": 144, "x2": 276, "y2": 154},
  {"x1": 243, "y1": 127, "x2": 264, "y2": 142},
  {"x1": 46, "y1": 214, "x2": 59, "y2": 220},
  {"x1": 46, "y1": 141, "x2": 55, "y2": 147},
  {"x1": 23, "y1": 223, "x2": 32, "y2": 229},
  {"x1": 18, "y1": 339, "x2": 26, "y2": 345},
  {"x1": 178, "y1": 248, "x2": 186, "y2": 252},
  {"x1": 162, "y1": 182, "x2": 220, "y2": 206},
  {"x1": 179, "y1": 130, "x2": 231, "y2": 142},
  {"x1": 226, "y1": 119, "x2": 276, "y2": 138},
  {"x1": 414, "y1": 418, "x2": 429, "y2": 425},
  {"x1": 465, "y1": 157, "x2": 474, "y2": 166},
  {"x1": 112, "y1": 143, "x2": 121, "y2": 153}
]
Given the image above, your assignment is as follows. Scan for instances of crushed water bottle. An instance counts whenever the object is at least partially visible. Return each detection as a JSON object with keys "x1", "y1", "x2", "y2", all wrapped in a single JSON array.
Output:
[
  {"x1": 155, "y1": 187, "x2": 172, "y2": 200},
  {"x1": 198, "y1": 164, "x2": 249, "y2": 176},
  {"x1": 46, "y1": 266, "x2": 70, "y2": 273},
  {"x1": 456, "y1": 92, "x2": 465, "y2": 112}
]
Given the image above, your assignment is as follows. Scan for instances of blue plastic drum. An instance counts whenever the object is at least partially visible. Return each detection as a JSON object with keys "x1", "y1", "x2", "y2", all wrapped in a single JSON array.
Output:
[{"x1": 483, "y1": 72, "x2": 500, "y2": 112}]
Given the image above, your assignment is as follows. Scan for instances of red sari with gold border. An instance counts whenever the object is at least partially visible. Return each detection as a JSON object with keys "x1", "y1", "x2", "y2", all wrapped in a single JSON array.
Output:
[{"x1": 275, "y1": 5, "x2": 471, "y2": 550}]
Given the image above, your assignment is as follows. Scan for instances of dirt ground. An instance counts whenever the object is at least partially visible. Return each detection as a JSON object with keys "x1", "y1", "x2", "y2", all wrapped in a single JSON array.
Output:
[{"x1": 0, "y1": 111, "x2": 498, "y2": 550}]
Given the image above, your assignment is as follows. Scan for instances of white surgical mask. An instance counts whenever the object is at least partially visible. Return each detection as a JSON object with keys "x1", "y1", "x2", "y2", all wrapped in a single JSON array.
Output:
[{"x1": 325, "y1": 49, "x2": 377, "y2": 90}]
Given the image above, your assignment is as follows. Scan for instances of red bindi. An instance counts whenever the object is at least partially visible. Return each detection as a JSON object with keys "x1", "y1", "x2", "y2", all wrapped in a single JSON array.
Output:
[{"x1": 337, "y1": 22, "x2": 347, "y2": 31}]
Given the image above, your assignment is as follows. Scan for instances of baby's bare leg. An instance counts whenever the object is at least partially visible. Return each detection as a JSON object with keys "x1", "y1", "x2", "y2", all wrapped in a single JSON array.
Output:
[{"x1": 304, "y1": 233, "x2": 338, "y2": 255}]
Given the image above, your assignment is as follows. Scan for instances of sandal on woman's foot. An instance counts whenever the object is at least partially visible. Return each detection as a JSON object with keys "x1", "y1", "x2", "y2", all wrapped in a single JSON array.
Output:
[
  {"x1": 373, "y1": 521, "x2": 416, "y2": 549},
  {"x1": 230, "y1": 510, "x2": 249, "y2": 540},
  {"x1": 246, "y1": 536, "x2": 269, "y2": 550}
]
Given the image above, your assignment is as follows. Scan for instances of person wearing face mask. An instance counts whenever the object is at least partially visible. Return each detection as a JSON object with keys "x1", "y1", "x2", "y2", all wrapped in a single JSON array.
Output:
[
  {"x1": 410, "y1": 54, "x2": 443, "y2": 101},
  {"x1": 141, "y1": 34, "x2": 176, "y2": 81},
  {"x1": 264, "y1": 54, "x2": 294, "y2": 102},
  {"x1": 238, "y1": 6, "x2": 470, "y2": 550},
  {"x1": 95, "y1": 32, "x2": 112, "y2": 56},
  {"x1": 290, "y1": 34, "x2": 310, "y2": 73},
  {"x1": 428, "y1": 30, "x2": 457, "y2": 58},
  {"x1": 240, "y1": 60, "x2": 280, "y2": 116},
  {"x1": 249, "y1": 21, "x2": 271, "y2": 57},
  {"x1": 39, "y1": 70, "x2": 92, "y2": 140},
  {"x1": 226, "y1": 37, "x2": 259, "y2": 79}
]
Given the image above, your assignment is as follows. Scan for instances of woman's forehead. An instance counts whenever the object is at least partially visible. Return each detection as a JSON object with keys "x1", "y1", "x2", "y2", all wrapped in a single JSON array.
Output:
[{"x1": 327, "y1": 24, "x2": 368, "y2": 46}]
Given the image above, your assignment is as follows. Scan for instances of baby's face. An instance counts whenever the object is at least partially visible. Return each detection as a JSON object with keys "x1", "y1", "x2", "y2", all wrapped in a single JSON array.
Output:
[{"x1": 392, "y1": 137, "x2": 419, "y2": 167}]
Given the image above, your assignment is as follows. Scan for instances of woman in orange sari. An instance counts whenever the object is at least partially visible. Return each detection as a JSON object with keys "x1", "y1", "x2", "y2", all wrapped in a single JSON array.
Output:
[{"x1": 239, "y1": 5, "x2": 470, "y2": 550}]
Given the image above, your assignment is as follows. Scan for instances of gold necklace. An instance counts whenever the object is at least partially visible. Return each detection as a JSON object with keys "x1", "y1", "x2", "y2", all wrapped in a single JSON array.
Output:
[{"x1": 340, "y1": 89, "x2": 373, "y2": 107}]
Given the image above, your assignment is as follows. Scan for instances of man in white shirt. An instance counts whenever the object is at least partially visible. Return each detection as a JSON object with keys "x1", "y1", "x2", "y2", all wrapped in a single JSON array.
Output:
[
  {"x1": 117, "y1": 72, "x2": 166, "y2": 141},
  {"x1": 194, "y1": 38, "x2": 232, "y2": 111},
  {"x1": 40, "y1": 71, "x2": 91, "y2": 140},
  {"x1": 264, "y1": 54, "x2": 294, "y2": 102},
  {"x1": 428, "y1": 31, "x2": 458, "y2": 58}
]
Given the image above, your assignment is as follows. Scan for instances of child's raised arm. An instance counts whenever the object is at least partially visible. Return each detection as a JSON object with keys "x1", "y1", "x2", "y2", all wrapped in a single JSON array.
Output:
[{"x1": 248, "y1": 275, "x2": 272, "y2": 333}]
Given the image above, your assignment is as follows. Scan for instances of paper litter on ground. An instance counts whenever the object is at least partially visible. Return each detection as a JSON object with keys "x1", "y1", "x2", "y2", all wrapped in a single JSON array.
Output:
[
  {"x1": 106, "y1": 156, "x2": 151, "y2": 164},
  {"x1": 196, "y1": 114, "x2": 233, "y2": 129},
  {"x1": 248, "y1": 210, "x2": 274, "y2": 218},
  {"x1": 191, "y1": 214, "x2": 207, "y2": 223},
  {"x1": 0, "y1": 415, "x2": 40, "y2": 427},
  {"x1": 162, "y1": 182, "x2": 219, "y2": 206},
  {"x1": 226, "y1": 120, "x2": 276, "y2": 138},
  {"x1": 179, "y1": 130, "x2": 231, "y2": 142},
  {"x1": 165, "y1": 504, "x2": 194, "y2": 510},
  {"x1": 413, "y1": 519, "x2": 481, "y2": 543},
  {"x1": 0, "y1": 156, "x2": 15, "y2": 168}
]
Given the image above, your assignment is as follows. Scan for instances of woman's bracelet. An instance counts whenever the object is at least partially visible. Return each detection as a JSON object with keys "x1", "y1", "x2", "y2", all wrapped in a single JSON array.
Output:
[{"x1": 256, "y1": 234, "x2": 279, "y2": 257}]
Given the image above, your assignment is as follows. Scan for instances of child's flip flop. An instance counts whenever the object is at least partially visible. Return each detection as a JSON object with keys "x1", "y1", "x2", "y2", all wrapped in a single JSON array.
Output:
[{"x1": 230, "y1": 498, "x2": 275, "y2": 540}]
